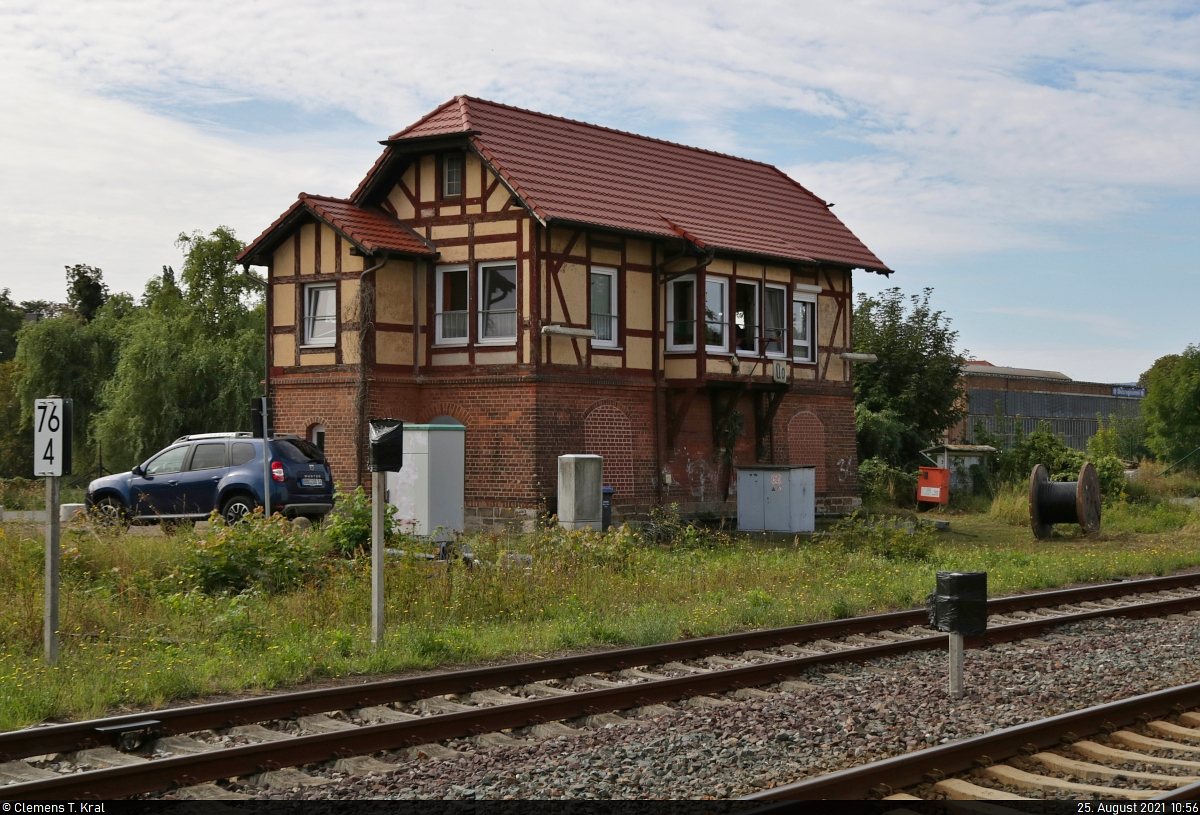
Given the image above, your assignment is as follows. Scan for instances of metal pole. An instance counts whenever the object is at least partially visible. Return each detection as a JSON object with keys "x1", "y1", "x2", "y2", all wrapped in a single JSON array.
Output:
[
  {"x1": 371, "y1": 470, "x2": 386, "y2": 648},
  {"x1": 262, "y1": 396, "x2": 271, "y2": 518},
  {"x1": 45, "y1": 475, "x2": 60, "y2": 664},
  {"x1": 949, "y1": 633, "x2": 964, "y2": 699}
]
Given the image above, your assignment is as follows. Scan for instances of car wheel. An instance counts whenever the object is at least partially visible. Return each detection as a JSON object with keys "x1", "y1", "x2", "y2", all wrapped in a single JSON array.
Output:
[
  {"x1": 221, "y1": 494, "x2": 258, "y2": 525},
  {"x1": 90, "y1": 497, "x2": 129, "y2": 530}
]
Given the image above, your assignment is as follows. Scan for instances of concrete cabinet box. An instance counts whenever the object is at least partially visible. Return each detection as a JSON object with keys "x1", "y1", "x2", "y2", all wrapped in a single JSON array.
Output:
[
  {"x1": 737, "y1": 466, "x2": 815, "y2": 533},
  {"x1": 558, "y1": 454, "x2": 603, "y2": 531},
  {"x1": 386, "y1": 424, "x2": 465, "y2": 541}
]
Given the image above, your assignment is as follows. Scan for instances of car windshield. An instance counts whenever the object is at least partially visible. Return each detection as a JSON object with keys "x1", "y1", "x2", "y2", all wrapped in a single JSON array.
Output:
[
  {"x1": 144, "y1": 445, "x2": 188, "y2": 476},
  {"x1": 274, "y1": 438, "x2": 325, "y2": 464}
]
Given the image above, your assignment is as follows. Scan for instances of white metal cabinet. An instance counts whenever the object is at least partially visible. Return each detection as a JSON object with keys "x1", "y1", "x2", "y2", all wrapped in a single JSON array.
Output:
[{"x1": 386, "y1": 424, "x2": 465, "y2": 541}]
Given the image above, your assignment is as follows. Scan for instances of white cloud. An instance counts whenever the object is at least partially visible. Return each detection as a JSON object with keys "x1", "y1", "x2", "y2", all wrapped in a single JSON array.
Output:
[{"x1": 978, "y1": 307, "x2": 1140, "y2": 340}]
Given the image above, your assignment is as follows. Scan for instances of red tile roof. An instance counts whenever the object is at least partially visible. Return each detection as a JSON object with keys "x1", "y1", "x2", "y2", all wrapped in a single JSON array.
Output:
[
  {"x1": 239, "y1": 193, "x2": 436, "y2": 264},
  {"x1": 373, "y1": 96, "x2": 889, "y2": 272}
]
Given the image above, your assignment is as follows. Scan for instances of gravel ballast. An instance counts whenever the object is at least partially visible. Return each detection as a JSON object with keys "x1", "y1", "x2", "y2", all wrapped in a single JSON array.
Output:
[{"x1": 207, "y1": 613, "x2": 1200, "y2": 800}]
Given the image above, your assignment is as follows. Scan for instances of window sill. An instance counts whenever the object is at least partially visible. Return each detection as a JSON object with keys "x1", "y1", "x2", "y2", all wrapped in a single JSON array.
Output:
[
  {"x1": 476, "y1": 340, "x2": 518, "y2": 348},
  {"x1": 664, "y1": 348, "x2": 697, "y2": 355},
  {"x1": 591, "y1": 344, "x2": 622, "y2": 351},
  {"x1": 299, "y1": 343, "x2": 336, "y2": 350},
  {"x1": 792, "y1": 359, "x2": 818, "y2": 365},
  {"x1": 433, "y1": 341, "x2": 469, "y2": 348}
]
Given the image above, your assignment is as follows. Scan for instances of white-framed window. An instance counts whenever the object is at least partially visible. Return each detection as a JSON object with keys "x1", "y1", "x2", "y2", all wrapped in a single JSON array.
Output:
[
  {"x1": 666, "y1": 276, "x2": 696, "y2": 351},
  {"x1": 443, "y1": 153, "x2": 463, "y2": 198},
  {"x1": 704, "y1": 277, "x2": 727, "y2": 352},
  {"x1": 764, "y1": 284, "x2": 788, "y2": 357},
  {"x1": 734, "y1": 281, "x2": 759, "y2": 354},
  {"x1": 590, "y1": 266, "x2": 618, "y2": 347},
  {"x1": 303, "y1": 283, "x2": 336, "y2": 346},
  {"x1": 479, "y1": 261, "x2": 518, "y2": 343},
  {"x1": 435, "y1": 265, "x2": 469, "y2": 345},
  {"x1": 793, "y1": 284, "x2": 820, "y2": 364}
]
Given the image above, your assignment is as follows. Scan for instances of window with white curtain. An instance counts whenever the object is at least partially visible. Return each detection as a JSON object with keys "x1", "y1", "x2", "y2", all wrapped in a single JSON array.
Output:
[{"x1": 590, "y1": 267, "x2": 618, "y2": 347}]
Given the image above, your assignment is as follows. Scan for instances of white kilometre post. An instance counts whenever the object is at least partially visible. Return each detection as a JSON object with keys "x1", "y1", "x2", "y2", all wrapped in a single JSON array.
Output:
[
  {"x1": 34, "y1": 396, "x2": 70, "y2": 665},
  {"x1": 949, "y1": 633, "x2": 965, "y2": 699},
  {"x1": 371, "y1": 470, "x2": 387, "y2": 648}
]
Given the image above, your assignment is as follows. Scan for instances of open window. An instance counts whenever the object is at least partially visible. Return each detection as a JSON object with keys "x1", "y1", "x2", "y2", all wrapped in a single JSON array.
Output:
[
  {"x1": 479, "y1": 262, "x2": 517, "y2": 343},
  {"x1": 435, "y1": 265, "x2": 469, "y2": 345},
  {"x1": 590, "y1": 267, "x2": 618, "y2": 347},
  {"x1": 793, "y1": 285, "x2": 819, "y2": 364},
  {"x1": 764, "y1": 284, "x2": 788, "y2": 357},
  {"x1": 704, "y1": 278, "x2": 727, "y2": 352},
  {"x1": 735, "y1": 281, "x2": 758, "y2": 354},
  {"x1": 303, "y1": 283, "x2": 336, "y2": 346},
  {"x1": 666, "y1": 276, "x2": 696, "y2": 351}
]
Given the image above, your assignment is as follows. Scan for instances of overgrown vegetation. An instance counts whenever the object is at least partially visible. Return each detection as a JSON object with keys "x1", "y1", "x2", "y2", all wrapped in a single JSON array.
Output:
[{"x1": 3, "y1": 501, "x2": 1199, "y2": 729}]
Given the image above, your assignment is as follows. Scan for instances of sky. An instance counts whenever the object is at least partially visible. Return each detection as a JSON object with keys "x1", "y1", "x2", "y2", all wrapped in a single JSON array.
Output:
[{"x1": 1, "y1": 0, "x2": 1196, "y2": 383}]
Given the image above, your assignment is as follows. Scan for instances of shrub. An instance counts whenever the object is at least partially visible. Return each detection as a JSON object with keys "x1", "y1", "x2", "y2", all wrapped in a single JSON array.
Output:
[
  {"x1": 324, "y1": 486, "x2": 401, "y2": 557},
  {"x1": 988, "y1": 484, "x2": 1029, "y2": 526},
  {"x1": 829, "y1": 511, "x2": 935, "y2": 562},
  {"x1": 638, "y1": 503, "x2": 721, "y2": 547},
  {"x1": 858, "y1": 458, "x2": 918, "y2": 508},
  {"x1": 181, "y1": 511, "x2": 325, "y2": 594}
]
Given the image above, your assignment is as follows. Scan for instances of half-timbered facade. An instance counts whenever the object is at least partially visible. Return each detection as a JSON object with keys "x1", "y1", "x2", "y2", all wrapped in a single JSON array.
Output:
[{"x1": 239, "y1": 97, "x2": 892, "y2": 530}]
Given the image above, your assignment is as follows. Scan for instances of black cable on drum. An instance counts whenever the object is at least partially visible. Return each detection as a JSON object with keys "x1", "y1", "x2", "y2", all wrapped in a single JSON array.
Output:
[{"x1": 1029, "y1": 462, "x2": 1101, "y2": 539}]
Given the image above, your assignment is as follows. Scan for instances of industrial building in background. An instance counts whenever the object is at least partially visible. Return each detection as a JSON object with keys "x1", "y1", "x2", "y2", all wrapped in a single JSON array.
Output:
[
  {"x1": 953, "y1": 361, "x2": 1144, "y2": 453},
  {"x1": 238, "y1": 96, "x2": 891, "y2": 531}
]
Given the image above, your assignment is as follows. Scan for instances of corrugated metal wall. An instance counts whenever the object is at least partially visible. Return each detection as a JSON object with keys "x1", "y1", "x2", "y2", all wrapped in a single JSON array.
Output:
[{"x1": 964, "y1": 389, "x2": 1141, "y2": 451}]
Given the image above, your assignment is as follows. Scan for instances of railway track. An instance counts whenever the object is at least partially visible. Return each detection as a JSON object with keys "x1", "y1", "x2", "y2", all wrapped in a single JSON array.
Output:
[
  {"x1": 744, "y1": 680, "x2": 1200, "y2": 802},
  {"x1": 3, "y1": 572, "x2": 1200, "y2": 800}
]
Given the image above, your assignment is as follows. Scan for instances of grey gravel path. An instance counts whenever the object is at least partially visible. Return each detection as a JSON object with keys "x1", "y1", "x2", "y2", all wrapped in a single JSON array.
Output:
[{"x1": 211, "y1": 613, "x2": 1200, "y2": 801}]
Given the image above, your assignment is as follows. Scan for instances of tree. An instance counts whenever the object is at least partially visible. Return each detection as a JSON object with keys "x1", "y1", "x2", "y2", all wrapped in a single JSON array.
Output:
[
  {"x1": 0, "y1": 289, "x2": 24, "y2": 362},
  {"x1": 0, "y1": 361, "x2": 32, "y2": 477},
  {"x1": 853, "y1": 287, "x2": 966, "y2": 469},
  {"x1": 176, "y1": 228, "x2": 258, "y2": 334},
  {"x1": 65, "y1": 264, "x2": 109, "y2": 321},
  {"x1": 1141, "y1": 347, "x2": 1200, "y2": 468}
]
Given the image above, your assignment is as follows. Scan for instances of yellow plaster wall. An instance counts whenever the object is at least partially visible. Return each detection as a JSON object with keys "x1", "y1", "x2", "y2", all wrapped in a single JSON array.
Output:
[
  {"x1": 819, "y1": 297, "x2": 839, "y2": 346},
  {"x1": 299, "y1": 224, "x2": 316, "y2": 274},
  {"x1": 591, "y1": 247, "x2": 621, "y2": 266},
  {"x1": 273, "y1": 240, "x2": 294, "y2": 278},
  {"x1": 592, "y1": 354, "x2": 621, "y2": 368},
  {"x1": 273, "y1": 284, "x2": 295, "y2": 326},
  {"x1": 708, "y1": 257, "x2": 734, "y2": 275},
  {"x1": 521, "y1": 260, "x2": 531, "y2": 319},
  {"x1": 826, "y1": 354, "x2": 845, "y2": 381},
  {"x1": 273, "y1": 334, "x2": 295, "y2": 367},
  {"x1": 794, "y1": 365, "x2": 816, "y2": 380},
  {"x1": 419, "y1": 156, "x2": 435, "y2": 202},
  {"x1": 475, "y1": 220, "x2": 517, "y2": 236},
  {"x1": 486, "y1": 182, "x2": 509, "y2": 213},
  {"x1": 440, "y1": 205, "x2": 461, "y2": 217},
  {"x1": 300, "y1": 352, "x2": 336, "y2": 366},
  {"x1": 550, "y1": 337, "x2": 579, "y2": 365},
  {"x1": 376, "y1": 330, "x2": 412, "y2": 365},
  {"x1": 389, "y1": 186, "x2": 415, "y2": 220},
  {"x1": 706, "y1": 358, "x2": 733, "y2": 375},
  {"x1": 627, "y1": 240, "x2": 651, "y2": 266},
  {"x1": 431, "y1": 224, "x2": 469, "y2": 240},
  {"x1": 555, "y1": 262, "x2": 587, "y2": 324},
  {"x1": 376, "y1": 262, "x2": 412, "y2": 324},
  {"x1": 551, "y1": 228, "x2": 585, "y2": 255},
  {"x1": 626, "y1": 271, "x2": 652, "y2": 330},
  {"x1": 320, "y1": 225, "x2": 337, "y2": 273},
  {"x1": 342, "y1": 331, "x2": 360, "y2": 365},
  {"x1": 466, "y1": 204, "x2": 482, "y2": 215},
  {"x1": 341, "y1": 243, "x2": 363, "y2": 273},
  {"x1": 626, "y1": 337, "x2": 652, "y2": 369},
  {"x1": 475, "y1": 241, "x2": 517, "y2": 261},
  {"x1": 432, "y1": 352, "x2": 468, "y2": 366},
  {"x1": 340, "y1": 278, "x2": 360, "y2": 322},
  {"x1": 438, "y1": 245, "x2": 469, "y2": 263},
  {"x1": 477, "y1": 349, "x2": 517, "y2": 365},
  {"x1": 664, "y1": 358, "x2": 696, "y2": 380},
  {"x1": 465, "y1": 154, "x2": 482, "y2": 198}
]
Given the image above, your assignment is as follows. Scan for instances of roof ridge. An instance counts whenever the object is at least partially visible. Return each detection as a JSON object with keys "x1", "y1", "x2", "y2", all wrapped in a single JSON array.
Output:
[
  {"x1": 457, "y1": 95, "x2": 472, "y2": 130},
  {"x1": 455, "y1": 95, "x2": 781, "y2": 171}
]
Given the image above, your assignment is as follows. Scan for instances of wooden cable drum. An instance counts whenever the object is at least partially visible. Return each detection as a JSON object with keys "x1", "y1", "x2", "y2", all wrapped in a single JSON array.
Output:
[{"x1": 1029, "y1": 462, "x2": 1102, "y2": 539}]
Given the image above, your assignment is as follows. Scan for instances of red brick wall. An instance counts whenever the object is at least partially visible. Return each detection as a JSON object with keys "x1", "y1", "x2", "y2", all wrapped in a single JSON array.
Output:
[{"x1": 584, "y1": 403, "x2": 634, "y2": 496}]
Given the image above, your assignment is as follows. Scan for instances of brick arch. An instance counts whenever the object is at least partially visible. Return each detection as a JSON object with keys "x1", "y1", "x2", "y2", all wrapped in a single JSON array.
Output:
[
  {"x1": 583, "y1": 402, "x2": 634, "y2": 496},
  {"x1": 419, "y1": 402, "x2": 474, "y2": 427},
  {"x1": 788, "y1": 411, "x2": 826, "y2": 492}
]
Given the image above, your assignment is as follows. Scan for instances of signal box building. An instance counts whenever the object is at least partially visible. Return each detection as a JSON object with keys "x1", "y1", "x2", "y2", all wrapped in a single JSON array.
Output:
[{"x1": 238, "y1": 97, "x2": 892, "y2": 530}]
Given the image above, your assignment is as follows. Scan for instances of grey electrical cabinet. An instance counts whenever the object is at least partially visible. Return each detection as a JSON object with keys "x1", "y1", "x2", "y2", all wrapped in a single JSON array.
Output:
[
  {"x1": 737, "y1": 466, "x2": 816, "y2": 533},
  {"x1": 386, "y1": 424, "x2": 465, "y2": 541}
]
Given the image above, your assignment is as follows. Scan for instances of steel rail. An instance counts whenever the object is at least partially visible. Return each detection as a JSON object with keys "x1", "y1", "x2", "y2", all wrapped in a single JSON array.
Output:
[
  {"x1": 741, "y1": 680, "x2": 1200, "y2": 801},
  {"x1": 6, "y1": 591, "x2": 1200, "y2": 800},
  {"x1": 1, "y1": 571, "x2": 1198, "y2": 764}
]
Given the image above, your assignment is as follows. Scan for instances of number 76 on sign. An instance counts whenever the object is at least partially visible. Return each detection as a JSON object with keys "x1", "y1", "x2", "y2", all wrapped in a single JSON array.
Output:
[{"x1": 33, "y1": 398, "x2": 73, "y2": 477}]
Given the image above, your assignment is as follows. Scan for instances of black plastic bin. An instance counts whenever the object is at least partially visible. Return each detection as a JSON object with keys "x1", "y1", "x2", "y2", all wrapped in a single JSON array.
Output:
[{"x1": 602, "y1": 487, "x2": 615, "y2": 531}]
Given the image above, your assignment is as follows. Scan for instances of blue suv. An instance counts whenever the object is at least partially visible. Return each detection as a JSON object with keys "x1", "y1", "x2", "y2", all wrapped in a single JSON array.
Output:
[{"x1": 86, "y1": 433, "x2": 334, "y2": 526}]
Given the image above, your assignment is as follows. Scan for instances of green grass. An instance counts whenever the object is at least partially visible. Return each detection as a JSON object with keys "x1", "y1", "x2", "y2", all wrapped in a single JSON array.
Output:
[{"x1": 1, "y1": 500, "x2": 1199, "y2": 731}]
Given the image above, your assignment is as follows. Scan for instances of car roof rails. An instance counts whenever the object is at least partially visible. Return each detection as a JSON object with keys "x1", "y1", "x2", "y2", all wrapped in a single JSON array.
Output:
[{"x1": 171, "y1": 432, "x2": 255, "y2": 443}]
